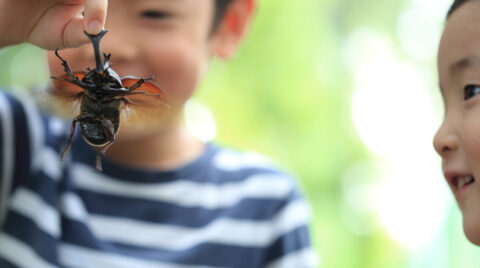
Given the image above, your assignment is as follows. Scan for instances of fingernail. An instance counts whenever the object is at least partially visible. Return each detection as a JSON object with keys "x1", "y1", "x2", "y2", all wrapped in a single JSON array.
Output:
[{"x1": 86, "y1": 20, "x2": 102, "y2": 34}]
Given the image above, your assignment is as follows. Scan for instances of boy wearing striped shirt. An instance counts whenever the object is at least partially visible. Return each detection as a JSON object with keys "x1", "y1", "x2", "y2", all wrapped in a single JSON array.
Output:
[{"x1": 0, "y1": 0, "x2": 316, "y2": 267}]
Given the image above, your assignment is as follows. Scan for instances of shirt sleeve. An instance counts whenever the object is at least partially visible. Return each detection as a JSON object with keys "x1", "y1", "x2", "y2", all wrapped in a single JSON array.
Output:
[
  {"x1": 0, "y1": 91, "x2": 35, "y2": 226},
  {"x1": 262, "y1": 179, "x2": 319, "y2": 268}
]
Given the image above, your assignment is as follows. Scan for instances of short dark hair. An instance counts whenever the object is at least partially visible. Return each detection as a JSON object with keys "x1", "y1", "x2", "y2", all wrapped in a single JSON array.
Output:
[
  {"x1": 213, "y1": 0, "x2": 233, "y2": 30},
  {"x1": 447, "y1": 0, "x2": 470, "y2": 18}
]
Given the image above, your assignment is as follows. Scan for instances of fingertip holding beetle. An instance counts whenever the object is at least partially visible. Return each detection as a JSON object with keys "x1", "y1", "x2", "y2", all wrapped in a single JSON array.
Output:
[{"x1": 85, "y1": 20, "x2": 103, "y2": 35}]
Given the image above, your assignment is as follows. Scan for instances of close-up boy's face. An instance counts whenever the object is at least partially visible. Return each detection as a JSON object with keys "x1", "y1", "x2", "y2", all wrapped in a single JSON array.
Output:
[
  {"x1": 435, "y1": 0, "x2": 480, "y2": 245},
  {"x1": 47, "y1": 0, "x2": 217, "y2": 110}
]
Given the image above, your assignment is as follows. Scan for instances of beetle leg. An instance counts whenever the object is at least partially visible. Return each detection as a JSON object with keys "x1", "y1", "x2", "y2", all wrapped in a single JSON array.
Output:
[
  {"x1": 53, "y1": 50, "x2": 92, "y2": 90},
  {"x1": 121, "y1": 75, "x2": 154, "y2": 81},
  {"x1": 125, "y1": 78, "x2": 148, "y2": 92},
  {"x1": 99, "y1": 118, "x2": 116, "y2": 150},
  {"x1": 50, "y1": 76, "x2": 91, "y2": 94},
  {"x1": 95, "y1": 152, "x2": 103, "y2": 172},
  {"x1": 125, "y1": 91, "x2": 163, "y2": 97},
  {"x1": 61, "y1": 113, "x2": 93, "y2": 160},
  {"x1": 102, "y1": 86, "x2": 128, "y2": 95},
  {"x1": 68, "y1": 79, "x2": 90, "y2": 89},
  {"x1": 54, "y1": 49, "x2": 79, "y2": 81},
  {"x1": 125, "y1": 76, "x2": 157, "y2": 92},
  {"x1": 61, "y1": 120, "x2": 76, "y2": 160}
]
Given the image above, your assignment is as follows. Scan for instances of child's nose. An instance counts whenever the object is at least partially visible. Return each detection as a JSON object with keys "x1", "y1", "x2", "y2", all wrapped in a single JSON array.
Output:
[
  {"x1": 433, "y1": 125, "x2": 459, "y2": 157},
  {"x1": 95, "y1": 31, "x2": 140, "y2": 64}
]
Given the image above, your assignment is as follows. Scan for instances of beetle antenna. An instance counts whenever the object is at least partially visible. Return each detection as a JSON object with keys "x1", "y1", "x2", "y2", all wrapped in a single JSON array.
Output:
[
  {"x1": 95, "y1": 152, "x2": 103, "y2": 172},
  {"x1": 84, "y1": 30, "x2": 108, "y2": 72}
]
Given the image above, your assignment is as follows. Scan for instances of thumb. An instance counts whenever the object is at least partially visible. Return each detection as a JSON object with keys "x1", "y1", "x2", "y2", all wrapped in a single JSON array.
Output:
[
  {"x1": 83, "y1": 0, "x2": 108, "y2": 34},
  {"x1": 62, "y1": 15, "x2": 89, "y2": 48}
]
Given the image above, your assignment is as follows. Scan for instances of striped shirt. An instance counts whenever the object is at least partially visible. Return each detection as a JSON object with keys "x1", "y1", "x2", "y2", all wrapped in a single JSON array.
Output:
[{"x1": 0, "y1": 91, "x2": 317, "y2": 268}]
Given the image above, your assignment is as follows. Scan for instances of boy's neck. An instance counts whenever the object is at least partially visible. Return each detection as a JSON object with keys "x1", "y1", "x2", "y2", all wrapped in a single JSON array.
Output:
[{"x1": 104, "y1": 119, "x2": 205, "y2": 171}]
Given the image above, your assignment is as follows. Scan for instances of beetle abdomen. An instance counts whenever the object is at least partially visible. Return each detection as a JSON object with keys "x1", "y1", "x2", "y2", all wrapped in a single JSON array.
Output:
[
  {"x1": 80, "y1": 121, "x2": 112, "y2": 146},
  {"x1": 78, "y1": 95, "x2": 121, "y2": 147}
]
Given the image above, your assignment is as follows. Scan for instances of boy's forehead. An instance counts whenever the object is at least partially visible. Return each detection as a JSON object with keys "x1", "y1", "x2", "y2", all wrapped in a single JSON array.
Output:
[
  {"x1": 439, "y1": 2, "x2": 480, "y2": 74},
  {"x1": 119, "y1": 0, "x2": 206, "y2": 6},
  {"x1": 112, "y1": 0, "x2": 215, "y2": 15}
]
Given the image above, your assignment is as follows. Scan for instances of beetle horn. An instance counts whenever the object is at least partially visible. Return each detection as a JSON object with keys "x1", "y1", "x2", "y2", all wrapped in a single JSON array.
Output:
[
  {"x1": 84, "y1": 30, "x2": 108, "y2": 72},
  {"x1": 103, "y1": 53, "x2": 112, "y2": 69}
]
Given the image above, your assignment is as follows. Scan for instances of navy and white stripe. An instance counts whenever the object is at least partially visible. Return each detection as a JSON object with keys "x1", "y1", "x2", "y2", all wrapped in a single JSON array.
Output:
[
  {"x1": 0, "y1": 93, "x2": 14, "y2": 227},
  {"x1": 0, "y1": 91, "x2": 317, "y2": 268}
]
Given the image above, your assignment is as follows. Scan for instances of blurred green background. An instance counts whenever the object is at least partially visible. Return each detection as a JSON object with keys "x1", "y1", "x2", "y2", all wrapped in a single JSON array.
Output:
[{"x1": 1, "y1": 0, "x2": 479, "y2": 267}]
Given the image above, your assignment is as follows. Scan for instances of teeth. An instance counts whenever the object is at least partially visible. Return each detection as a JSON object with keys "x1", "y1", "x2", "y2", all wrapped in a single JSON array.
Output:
[{"x1": 457, "y1": 176, "x2": 475, "y2": 189}]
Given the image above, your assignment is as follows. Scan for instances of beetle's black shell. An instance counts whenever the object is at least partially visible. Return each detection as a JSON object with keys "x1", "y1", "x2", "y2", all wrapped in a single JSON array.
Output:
[
  {"x1": 79, "y1": 95, "x2": 121, "y2": 146},
  {"x1": 83, "y1": 69, "x2": 122, "y2": 89}
]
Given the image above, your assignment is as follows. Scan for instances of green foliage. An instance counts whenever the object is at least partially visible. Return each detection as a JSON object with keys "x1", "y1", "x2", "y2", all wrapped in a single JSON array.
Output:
[{"x1": 198, "y1": 0, "x2": 368, "y2": 266}]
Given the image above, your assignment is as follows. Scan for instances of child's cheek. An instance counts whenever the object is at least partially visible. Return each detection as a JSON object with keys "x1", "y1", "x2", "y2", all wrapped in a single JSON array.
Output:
[
  {"x1": 463, "y1": 112, "x2": 480, "y2": 167},
  {"x1": 147, "y1": 43, "x2": 208, "y2": 109},
  {"x1": 460, "y1": 117, "x2": 480, "y2": 245}
]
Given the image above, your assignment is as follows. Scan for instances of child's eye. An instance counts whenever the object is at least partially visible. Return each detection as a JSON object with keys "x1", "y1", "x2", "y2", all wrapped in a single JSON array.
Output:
[
  {"x1": 464, "y1": 85, "x2": 480, "y2": 100},
  {"x1": 140, "y1": 10, "x2": 171, "y2": 20}
]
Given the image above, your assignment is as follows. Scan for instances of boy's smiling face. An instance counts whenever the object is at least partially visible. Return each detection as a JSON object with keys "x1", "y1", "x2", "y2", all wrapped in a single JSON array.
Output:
[
  {"x1": 48, "y1": 0, "x2": 221, "y2": 110},
  {"x1": 435, "y1": 0, "x2": 480, "y2": 245}
]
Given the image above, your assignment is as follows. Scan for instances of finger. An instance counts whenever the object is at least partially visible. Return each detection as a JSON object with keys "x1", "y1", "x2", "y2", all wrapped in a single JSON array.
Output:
[
  {"x1": 63, "y1": 15, "x2": 90, "y2": 48},
  {"x1": 83, "y1": 0, "x2": 108, "y2": 34}
]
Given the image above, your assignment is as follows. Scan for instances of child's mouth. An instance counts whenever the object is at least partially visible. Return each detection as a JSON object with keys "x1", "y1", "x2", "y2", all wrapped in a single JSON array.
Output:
[{"x1": 455, "y1": 175, "x2": 475, "y2": 198}]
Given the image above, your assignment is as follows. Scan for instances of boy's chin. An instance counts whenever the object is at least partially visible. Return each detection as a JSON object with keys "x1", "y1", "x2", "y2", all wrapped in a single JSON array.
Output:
[
  {"x1": 115, "y1": 127, "x2": 163, "y2": 143},
  {"x1": 463, "y1": 215, "x2": 480, "y2": 245},
  {"x1": 117, "y1": 118, "x2": 172, "y2": 139}
]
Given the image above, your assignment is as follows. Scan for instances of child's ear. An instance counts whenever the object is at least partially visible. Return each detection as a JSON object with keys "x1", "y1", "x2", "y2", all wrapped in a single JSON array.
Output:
[{"x1": 212, "y1": 0, "x2": 256, "y2": 59}]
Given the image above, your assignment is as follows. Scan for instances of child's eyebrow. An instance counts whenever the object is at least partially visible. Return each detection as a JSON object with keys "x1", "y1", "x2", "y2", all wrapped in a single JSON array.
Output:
[
  {"x1": 450, "y1": 55, "x2": 480, "y2": 74},
  {"x1": 439, "y1": 56, "x2": 480, "y2": 96}
]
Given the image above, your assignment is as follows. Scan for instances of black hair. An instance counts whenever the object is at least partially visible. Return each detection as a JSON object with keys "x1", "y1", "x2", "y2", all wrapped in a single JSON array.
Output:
[
  {"x1": 213, "y1": 0, "x2": 233, "y2": 30},
  {"x1": 447, "y1": 0, "x2": 471, "y2": 18}
]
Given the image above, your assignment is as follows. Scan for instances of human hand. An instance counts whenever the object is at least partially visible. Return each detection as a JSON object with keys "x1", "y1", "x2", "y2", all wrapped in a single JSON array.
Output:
[{"x1": 0, "y1": 0, "x2": 107, "y2": 50}]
